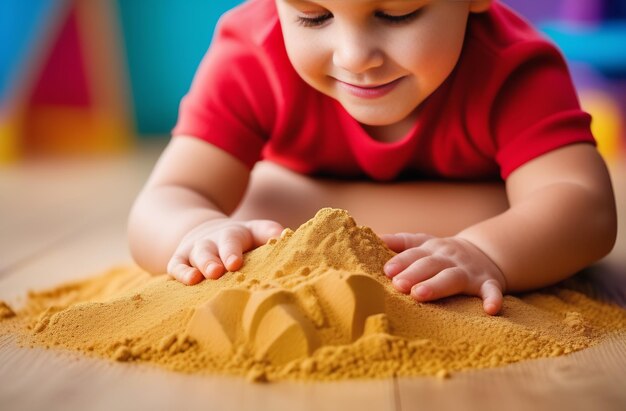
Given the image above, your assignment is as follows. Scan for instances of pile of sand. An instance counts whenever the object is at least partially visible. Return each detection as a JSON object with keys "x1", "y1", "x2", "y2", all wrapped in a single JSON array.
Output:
[{"x1": 1, "y1": 208, "x2": 625, "y2": 382}]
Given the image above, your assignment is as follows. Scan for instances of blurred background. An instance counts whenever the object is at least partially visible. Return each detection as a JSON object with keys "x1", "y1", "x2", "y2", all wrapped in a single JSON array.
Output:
[{"x1": 1, "y1": 0, "x2": 625, "y2": 163}]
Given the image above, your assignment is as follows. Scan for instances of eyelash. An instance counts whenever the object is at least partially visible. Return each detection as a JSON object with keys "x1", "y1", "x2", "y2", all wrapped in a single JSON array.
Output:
[{"x1": 295, "y1": 10, "x2": 422, "y2": 28}]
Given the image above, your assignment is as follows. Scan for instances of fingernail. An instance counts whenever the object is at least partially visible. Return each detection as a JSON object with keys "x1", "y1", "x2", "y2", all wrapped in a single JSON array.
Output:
[
  {"x1": 392, "y1": 277, "x2": 411, "y2": 292},
  {"x1": 412, "y1": 285, "x2": 431, "y2": 299},
  {"x1": 205, "y1": 263, "x2": 220, "y2": 278},
  {"x1": 226, "y1": 255, "x2": 238, "y2": 269},
  {"x1": 484, "y1": 303, "x2": 499, "y2": 315},
  {"x1": 184, "y1": 270, "x2": 197, "y2": 285},
  {"x1": 384, "y1": 263, "x2": 398, "y2": 277}
]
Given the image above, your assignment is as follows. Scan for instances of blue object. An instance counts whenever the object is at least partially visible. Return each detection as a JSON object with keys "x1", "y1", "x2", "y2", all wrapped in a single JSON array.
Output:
[
  {"x1": 0, "y1": 0, "x2": 57, "y2": 106},
  {"x1": 541, "y1": 21, "x2": 626, "y2": 75},
  {"x1": 116, "y1": 0, "x2": 243, "y2": 136}
]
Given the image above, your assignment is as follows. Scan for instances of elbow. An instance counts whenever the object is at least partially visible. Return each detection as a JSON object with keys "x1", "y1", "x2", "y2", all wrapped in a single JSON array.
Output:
[
  {"x1": 128, "y1": 235, "x2": 168, "y2": 276},
  {"x1": 127, "y1": 207, "x2": 169, "y2": 276},
  {"x1": 134, "y1": 260, "x2": 167, "y2": 277},
  {"x1": 128, "y1": 240, "x2": 167, "y2": 276},
  {"x1": 590, "y1": 200, "x2": 618, "y2": 261},
  {"x1": 601, "y1": 213, "x2": 618, "y2": 259}
]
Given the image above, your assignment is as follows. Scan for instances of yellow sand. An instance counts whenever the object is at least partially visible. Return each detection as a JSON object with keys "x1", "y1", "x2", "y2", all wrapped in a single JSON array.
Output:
[
  {"x1": 1, "y1": 208, "x2": 625, "y2": 382},
  {"x1": 0, "y1": 301, "x2": 15, "y2": 319}
]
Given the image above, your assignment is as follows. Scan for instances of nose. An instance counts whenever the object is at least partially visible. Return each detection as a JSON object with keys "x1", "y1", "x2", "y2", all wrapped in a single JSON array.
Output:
[{"x1": 332, "y1": 26, "x2": 384, "y2": 74}]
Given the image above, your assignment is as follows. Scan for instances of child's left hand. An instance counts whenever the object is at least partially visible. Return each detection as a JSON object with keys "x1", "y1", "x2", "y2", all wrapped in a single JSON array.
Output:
[{"x1": 381, "y1": 233, "x2": 507, "y2": 315}]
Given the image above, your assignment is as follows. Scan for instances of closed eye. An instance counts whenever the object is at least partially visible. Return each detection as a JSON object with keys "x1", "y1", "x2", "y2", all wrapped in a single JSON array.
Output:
[
  {"x1": 375, "y1": 9, "x2": 423, "y2": 25},
  {"x1": 295, "y1": 13, "x2": 332, "y2": 28},
  {"x1": 296, "y1": 8, "x2": 423, "y2": 28}
]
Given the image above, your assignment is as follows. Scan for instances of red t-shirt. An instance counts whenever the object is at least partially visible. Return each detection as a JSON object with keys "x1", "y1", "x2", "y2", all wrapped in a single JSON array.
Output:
[{"x1": 173, "y1": 0, "x2": 595, "y2": 181}]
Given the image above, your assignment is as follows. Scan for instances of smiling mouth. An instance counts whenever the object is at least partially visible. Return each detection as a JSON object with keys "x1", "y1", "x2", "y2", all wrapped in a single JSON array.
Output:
[{"x1": 336, "y1": 77, "x2": 404, "y2": 99}]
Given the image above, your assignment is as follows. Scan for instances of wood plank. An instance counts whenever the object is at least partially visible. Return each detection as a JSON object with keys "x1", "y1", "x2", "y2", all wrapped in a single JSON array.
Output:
[
  {"x1": 0, "y1": 141, "x2": 165, "y2": 275},
  {"x1": 395, "y1": 334, "x2": 626, "y2": 411},
  {"x1": 0, "y1": 214, "x2": 133, "y2": 305}
]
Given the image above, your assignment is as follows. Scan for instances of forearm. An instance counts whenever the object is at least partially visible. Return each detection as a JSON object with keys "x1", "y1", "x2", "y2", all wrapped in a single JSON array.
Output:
[
  {"x1": 127, "y1": 185, "x2": 226, "y2": 274},
  {"x1": 457, "y1": 182, "x2": 617, "y2": 292}
]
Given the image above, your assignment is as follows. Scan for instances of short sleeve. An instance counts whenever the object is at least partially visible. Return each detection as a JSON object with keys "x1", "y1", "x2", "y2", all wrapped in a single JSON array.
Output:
[
  {"x1": 172, "y1": 20, "x2": 276, "y2": 169},
  {"x1": 492, "y1": 42, "x2": 596, "y2": 179}
]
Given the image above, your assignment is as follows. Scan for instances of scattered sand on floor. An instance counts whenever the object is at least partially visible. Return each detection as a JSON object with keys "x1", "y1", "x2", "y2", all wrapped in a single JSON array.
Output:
[
  {"x1": 1, "y1": 208, "x2": 625, "y2": 382},
  {"x1": 0, "y1": 301, "x2": 15, "y2": 319}
]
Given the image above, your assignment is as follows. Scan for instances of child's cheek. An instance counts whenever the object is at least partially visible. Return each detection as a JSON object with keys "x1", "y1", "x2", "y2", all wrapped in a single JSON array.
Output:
[{"x1": 284, "y1": 35, "x2": 332, "y2": 92}]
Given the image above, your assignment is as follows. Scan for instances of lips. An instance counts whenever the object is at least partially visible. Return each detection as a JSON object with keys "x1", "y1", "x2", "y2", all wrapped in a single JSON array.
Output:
[{"x1": 336, "y1": 77, "x2": 403, "y2": 99}]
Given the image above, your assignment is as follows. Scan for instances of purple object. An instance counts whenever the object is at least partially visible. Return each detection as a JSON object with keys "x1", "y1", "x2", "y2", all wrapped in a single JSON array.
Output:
[
  {"x1": 500, "y1": 0, "x2": 562, "y2": 24},
  {"x1": 560, "y1": 0, "x2": 604, "y2": 24}
]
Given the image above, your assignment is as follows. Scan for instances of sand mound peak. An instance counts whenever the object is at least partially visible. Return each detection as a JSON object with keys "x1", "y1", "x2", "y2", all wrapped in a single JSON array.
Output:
[{"x1": 240, "y1": 208, "x2": 394, "y2": 289}]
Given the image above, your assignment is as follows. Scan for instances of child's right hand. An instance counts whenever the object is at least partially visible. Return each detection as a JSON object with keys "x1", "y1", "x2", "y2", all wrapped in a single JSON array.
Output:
[{"x1": 167, "y1": 218, "x2": 284, "y2": 285}]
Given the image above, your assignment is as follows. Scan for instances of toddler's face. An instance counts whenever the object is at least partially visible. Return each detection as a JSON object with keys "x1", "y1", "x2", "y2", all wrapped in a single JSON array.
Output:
[{"x1": 276, "y1": 0, "x2": 489, "y2": 133}]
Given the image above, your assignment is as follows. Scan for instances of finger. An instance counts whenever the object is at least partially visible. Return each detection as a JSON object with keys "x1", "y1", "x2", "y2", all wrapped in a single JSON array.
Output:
[
  {"x1": 167, "y1": 254, "x2": 204, "y2": 285},
  {"x1": 384, "y1": 247, "x2": 430, "y2": 277},
  {"x1": 381, "y1": 233, "x2": 434, "y2": 252},
  {"x1": 480, "y1": 279, "x2": 503, "y2": 315},
  {"x1": 391, "y1": 256, "x2": 447, "y2": 293},
  {"x1": 218, "y1": 227, "x2": 252, "y2": 272},
  {"x1": 188, "y1": 240, "x2": 225, "y2": 280},
  {"x1": 410, "y1": 267, "x2": 467, "y2": 302},
  {"x1": 246, "y1": 220, "x2": 285, "y2": 246}
]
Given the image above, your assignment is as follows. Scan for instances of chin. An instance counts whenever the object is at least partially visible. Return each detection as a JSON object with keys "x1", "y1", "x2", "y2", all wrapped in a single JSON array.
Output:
[{"x1": 344, "y1": 106, "x2": 411, "y2": 127}]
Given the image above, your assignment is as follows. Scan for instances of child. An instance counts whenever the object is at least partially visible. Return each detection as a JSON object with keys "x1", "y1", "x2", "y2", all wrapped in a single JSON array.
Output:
[{"x1": 128, "y1": 0, "x2": 617, "y2": 315}]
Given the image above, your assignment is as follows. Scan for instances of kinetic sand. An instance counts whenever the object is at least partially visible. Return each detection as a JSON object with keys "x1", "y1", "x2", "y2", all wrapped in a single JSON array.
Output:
[{"x1": 1, "y1": 208, "x2": 625, "y2": 382}]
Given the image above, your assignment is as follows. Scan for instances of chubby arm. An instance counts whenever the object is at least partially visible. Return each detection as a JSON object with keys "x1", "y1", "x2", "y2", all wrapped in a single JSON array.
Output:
[
  {"x1": 384, "y1": 143, "x2": 617, "y2": 314},
  {"x1": 128, "y1": 136, "x2": 283, "y2": 282},
  {"x1": 459, "y1": 143, "x2": 617, "y2": 290}
]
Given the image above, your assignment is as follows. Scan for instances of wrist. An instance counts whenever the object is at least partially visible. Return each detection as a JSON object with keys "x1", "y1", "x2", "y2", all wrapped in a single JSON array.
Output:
[{"x1": 454, "y1": 234, "x2": 508, "y2": 293}]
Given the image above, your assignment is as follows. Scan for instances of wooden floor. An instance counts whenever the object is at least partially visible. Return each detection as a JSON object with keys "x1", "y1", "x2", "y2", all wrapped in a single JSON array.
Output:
[{"x1": 1, "y1": 140, "x2": 625, "y2": 411}]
